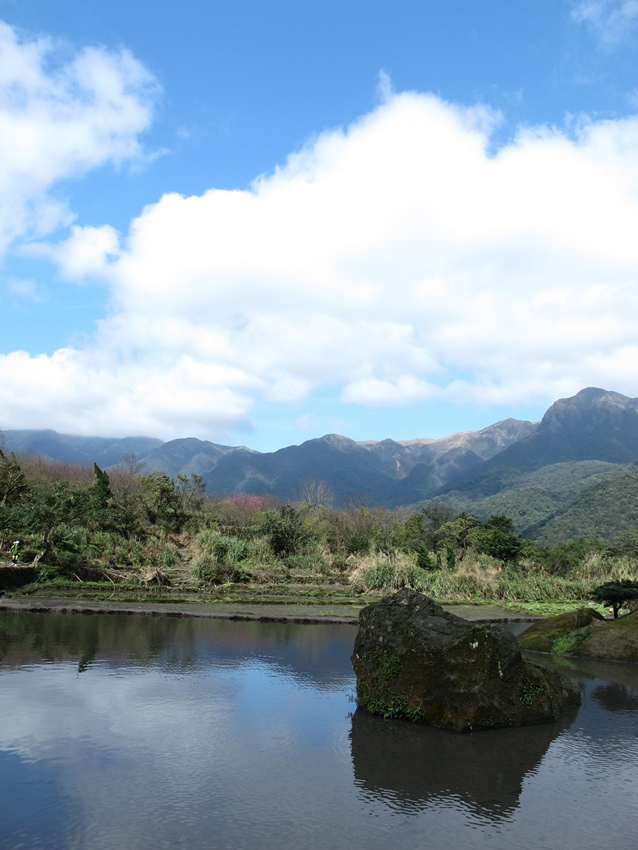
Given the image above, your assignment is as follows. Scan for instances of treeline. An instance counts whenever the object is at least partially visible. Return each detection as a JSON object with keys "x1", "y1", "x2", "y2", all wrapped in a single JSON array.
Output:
[
  {"x1": 1, "y1": 447, "x2": 636, "y2": 602},
  {"x1": 0, "y1": 448, "x2": 207, "y2": 567}
]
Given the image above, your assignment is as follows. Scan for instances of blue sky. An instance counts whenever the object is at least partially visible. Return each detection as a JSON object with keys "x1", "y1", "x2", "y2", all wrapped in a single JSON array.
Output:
[{"x1": 1, "y1": 1, "x2": 638, "y2": 451}]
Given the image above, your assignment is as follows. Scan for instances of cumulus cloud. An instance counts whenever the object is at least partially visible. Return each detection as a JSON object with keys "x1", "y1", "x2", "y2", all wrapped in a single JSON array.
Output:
[
  {"x1": 571, "y1": 0, "x2": 638, "y2": 47},
  {"x1": 2, "y1": 84, "x2": 638, "y2": 441},
  {"x1": 0, "y1": 20, "x2": 159, "y2": 258}
]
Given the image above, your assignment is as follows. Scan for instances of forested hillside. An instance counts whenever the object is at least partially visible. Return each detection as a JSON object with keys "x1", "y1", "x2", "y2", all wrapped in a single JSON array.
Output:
[
  {"x1": 1, "y1": 444, "x2": 637, "y2": 610},
  {"x1": 420, "y1": 461, "x2": 630, "y2": 541},
  {"x1": 529, "y1": 466, "x2": 638, "y2": 545}
]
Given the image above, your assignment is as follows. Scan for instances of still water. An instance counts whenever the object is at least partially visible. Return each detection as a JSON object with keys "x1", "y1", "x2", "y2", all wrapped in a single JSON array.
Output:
[{"x1": 0, "y1": 611, "x2": 636, "y2": 850}]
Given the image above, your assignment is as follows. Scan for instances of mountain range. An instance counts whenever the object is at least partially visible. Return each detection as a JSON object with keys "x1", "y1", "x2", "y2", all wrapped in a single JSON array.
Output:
[{"x1": 3, "y1": 387, "x2": 638, "y2": 543}]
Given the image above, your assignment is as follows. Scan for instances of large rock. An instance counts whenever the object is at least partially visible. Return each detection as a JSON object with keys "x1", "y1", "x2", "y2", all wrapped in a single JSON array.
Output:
[
  {"x1": 575, "y1": 609, "x2": 638, "y2": 661},
  {"x1": 519, "y1": 607, "x2": 638, "y2": 662},
  {"x1": 351, "y1": 589, "x2": 580, "y2": 732},
  {"x1": 518, "y1": 607, "x2": 605, "y2": 653}
]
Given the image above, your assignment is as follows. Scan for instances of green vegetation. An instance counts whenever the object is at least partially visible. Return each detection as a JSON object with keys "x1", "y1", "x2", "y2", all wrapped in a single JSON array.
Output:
[
  {"x1": 1, "y1": 448, "x2": 637, "y2": 610},
  {"x1": 418, "y1": 461, "x2": 637, "y2": 545},
  {"x1": 354, "y1": 647, "x2": 407, "y2": 719},
  {"x1": 551, "y1": 633, "x2": 588, "y2": 655}
]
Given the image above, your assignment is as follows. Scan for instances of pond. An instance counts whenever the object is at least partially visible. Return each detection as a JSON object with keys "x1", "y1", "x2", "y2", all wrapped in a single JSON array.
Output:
[{"x1": 0, "y1": 611, "x2": 636, "y2": 849}]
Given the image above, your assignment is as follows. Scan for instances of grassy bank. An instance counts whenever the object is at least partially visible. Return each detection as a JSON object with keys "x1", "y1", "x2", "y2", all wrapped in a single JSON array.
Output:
[{"x1": 4, "y1": 543, "x2": 633, "y2": 619}]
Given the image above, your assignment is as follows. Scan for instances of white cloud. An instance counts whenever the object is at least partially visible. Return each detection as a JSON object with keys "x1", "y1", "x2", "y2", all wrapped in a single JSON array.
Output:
[
  {"x1": 571, "y1": 0, "x2": 638, "y2": 47},
  {"x1": 0, "y1": 21, "x2": 159, "y2": 257},
  {"x1": 376, "y1": 69, "x2": 394, "y2": 104},
  {"x1": 342, "y1": 376, "x2": 436, "y2": 406},
  {"x1": 2, "y1": 85, "x2": 638, "y2": 441},
  {"x1": 40, "y1": 224, "x2": 121, "y2": 279}
]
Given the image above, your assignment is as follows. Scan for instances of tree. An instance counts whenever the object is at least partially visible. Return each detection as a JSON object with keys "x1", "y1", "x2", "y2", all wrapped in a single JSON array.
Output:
[
  {"x1": 118, "y1": 453, "x2": 145, "y2": 475},
  {"x1": 92, "y1": 464, "x2": 112, "y2": 509},
  {"x1": 471, "y1": 526, "x2": 524, "y2": 563},
  {"x1": 299, "y1": 478, "x2": 334, "y2": 509},
  {"x1": 591, "y1": 580, "x2": 638, "y2": 619},
  {"x1": 141, "y1": 471, "x2": 185, "y2": 533},
  {"x1": 420, "y1": 502, "x2": 456, "y2": 551},
  {"x1": 176, "y1": 473, "x2": 206, "y2": 506},
  {"x1": 486, "y1": 514, "x2": 516, "y2": 534},
  {"x1": 394, "y1": 513, "x2": 434, "y2": 569},
  {"x1": 438, "y1": 513, "x2": 481, "y2": 559},
  {"x1": 23, "y1": 482, "x2": 79, "y2": 559},
  {"x1": 0, "y1": 450, "x2": 28, "y2": 508}
]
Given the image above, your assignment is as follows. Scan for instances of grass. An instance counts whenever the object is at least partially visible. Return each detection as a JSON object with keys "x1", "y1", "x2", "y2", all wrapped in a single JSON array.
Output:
[
  {"x1": 506, "y1": 600, "x2": 604, "y2": 617},
  {"x1": 10, "y1": 576, "x2": 375, "y2": 609},
  {"x1": 3, "y1": 543, "x2": 635, "y2": 616}
]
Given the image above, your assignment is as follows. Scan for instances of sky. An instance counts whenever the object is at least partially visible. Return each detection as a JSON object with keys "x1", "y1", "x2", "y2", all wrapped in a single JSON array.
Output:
[{"x1": 1, "y1": 0, "x2": 637, "y2": 452}]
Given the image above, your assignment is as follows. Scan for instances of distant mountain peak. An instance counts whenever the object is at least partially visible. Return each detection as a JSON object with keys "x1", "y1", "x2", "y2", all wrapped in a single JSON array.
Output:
[
  {"x1": 570, "y1": 387, "x2": 632, "y2": 403},
  {"x1": 548, "y1": 387, "x2": 629, "y2": 411},
  {"x1": 316, "y1": 434, "x2": 358, "y2": 449},
  {"x1": 542, "y1": 388, "x2": 637, "y2": 425}
]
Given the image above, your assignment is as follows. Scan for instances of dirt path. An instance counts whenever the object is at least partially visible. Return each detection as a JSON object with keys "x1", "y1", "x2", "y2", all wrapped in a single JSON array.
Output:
[{"x1": 0, "y1": 596, "x2": 535, "y2": 624}]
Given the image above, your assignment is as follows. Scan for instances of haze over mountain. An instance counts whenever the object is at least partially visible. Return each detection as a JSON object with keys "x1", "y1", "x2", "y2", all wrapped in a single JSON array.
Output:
[
  {"x1": 0, "y1": 431, "x2": 163, "y2": 468},
  {"x1": 3, "y1": 388, "x2": 638, "y2": 542}
]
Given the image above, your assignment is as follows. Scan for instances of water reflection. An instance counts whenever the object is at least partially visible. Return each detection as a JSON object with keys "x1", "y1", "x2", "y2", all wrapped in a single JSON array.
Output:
[
  {"x1": 0, "y1": 611, "x2": 637, "y2": 850},
  {"x1": 0, "y1": 612, "x2": 358, "y2": 850},
  {"x1": 0, "y1": 610, "x2": 356, "y2": 688},
  {"x1": 591, "y1": 682, "x2": 638, "y2": 713},
  {"x1": 350, "y1": 706, "x2": 576, "y2": 818}
]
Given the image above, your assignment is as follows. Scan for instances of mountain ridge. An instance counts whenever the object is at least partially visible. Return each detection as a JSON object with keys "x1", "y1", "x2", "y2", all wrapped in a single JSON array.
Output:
[
  {"x1": 2, "y1": 415, "x2": 538, "y2": 503},
  {"x1": 3, "y1": 388, "x2": 638, "y2": 542}
]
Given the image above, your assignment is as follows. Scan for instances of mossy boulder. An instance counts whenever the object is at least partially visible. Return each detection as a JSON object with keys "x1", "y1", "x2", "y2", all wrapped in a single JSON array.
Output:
[
  {"x1": 519, "y1": 607, "x2": 638, "y2": 662},
  {"x1": 572, "y1": 609, "x2": 638, "y2": 662},
  {"x1": 518, "y1": 607, "x2": 605, "y2": 653},
  {"x1": 351, "y1": 588, "x2": 580, "y2": 732}
]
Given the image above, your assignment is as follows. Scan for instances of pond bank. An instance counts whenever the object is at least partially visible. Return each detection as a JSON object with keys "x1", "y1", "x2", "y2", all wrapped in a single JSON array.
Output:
[{"x1": 0, "y1": 596, "x2": 535, "y2": 624}]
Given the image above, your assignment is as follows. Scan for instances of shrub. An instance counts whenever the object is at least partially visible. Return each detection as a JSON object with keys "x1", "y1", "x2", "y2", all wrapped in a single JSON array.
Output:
[
  {"x1": 259, "y1": 505, "x2": 314, "y2": 557},
  {"x1": 193, "y1": 531, "x2": 254, "y2": 585},
  {"x1": 591, "y1": 580, "x2": 638, "y2": 618},
  {"x1": 283, "y1": 551, "x2": 330, "y2": 575},
  {"x1": 349, "y1": 552, "x2": 431, "y2": 593}
]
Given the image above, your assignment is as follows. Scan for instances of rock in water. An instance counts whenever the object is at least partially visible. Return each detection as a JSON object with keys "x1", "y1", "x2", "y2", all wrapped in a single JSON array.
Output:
[
  {"x1": 351, "y1": 589, "x2": 580, "y2": 732},
  {"x1": 519, "y1": 608, "x2": 638, "y2": 662},
  {"x1": 518, "y1": 607, "x2": 605, "y2": 653}
]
